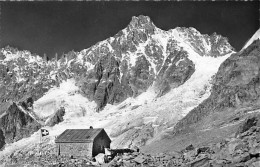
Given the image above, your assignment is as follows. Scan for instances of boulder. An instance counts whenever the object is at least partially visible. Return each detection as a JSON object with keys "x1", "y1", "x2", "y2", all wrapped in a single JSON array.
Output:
[
  {"x1": 185, "y1": 144, "x2": 195, "y2": 151},
  {"x1": 227, "y1": 140, "x2": 244, "y2": 154},
  {"x1": 133, "y1": 155, "x2": 147, "y2": 164},
  {"x1": 249, "y1": 146, "x2": 260, "y2": 155},
  {"x1": 237, "y1": 117, "x2": 259, "y2": 135},
  {"x1": 95, "y1": 153, "x2": 106, "y2": 164},
  {"x1": 183, "y1": 150, "x2": 197, "y2": 161},
  {"x1": 197, "y1": 147, "x2": 210, "y2": 154},
  {"x1": 187, "y1": 157, "x2": 211, "y2": 167},
  {"x1": 245, "y1": 158, "x2": 257, "y2": 167},
  {"x1": 250, "y1": 161, "x2": 260, "y2": 167},
  {"x1": 232, "y1": 153, "x2": 250, "y2": 163}
]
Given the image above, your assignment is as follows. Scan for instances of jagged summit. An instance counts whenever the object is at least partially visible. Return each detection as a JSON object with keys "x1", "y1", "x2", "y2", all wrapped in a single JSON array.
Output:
[
  {"x1": 123, "y1": 15, "x2": 233, "y2": 57},
  {"x1": 128, "y1": 15, "x2": 155, "y2": 29}
]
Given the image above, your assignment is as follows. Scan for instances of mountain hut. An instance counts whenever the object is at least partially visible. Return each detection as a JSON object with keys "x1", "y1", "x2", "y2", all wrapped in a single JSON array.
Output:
[{"x1": 55, "y1": 128, "x2": 111, "y2": 157}]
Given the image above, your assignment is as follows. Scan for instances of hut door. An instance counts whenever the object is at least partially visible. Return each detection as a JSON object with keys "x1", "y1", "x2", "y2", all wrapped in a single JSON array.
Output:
[{"x1": 58, "y1": 144, "x2": 60, "y2": 155}]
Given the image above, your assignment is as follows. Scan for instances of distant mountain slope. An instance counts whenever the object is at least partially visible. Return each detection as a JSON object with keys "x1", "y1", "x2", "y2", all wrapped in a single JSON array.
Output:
[{"x1": 174, "y1": 38, "x2": 260, "y2": 135}]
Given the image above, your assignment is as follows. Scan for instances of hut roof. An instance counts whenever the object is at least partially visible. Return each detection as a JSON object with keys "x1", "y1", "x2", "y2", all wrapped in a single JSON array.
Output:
[{"x1": 55, "y1": 128, "x2": 109, "y2": 143}]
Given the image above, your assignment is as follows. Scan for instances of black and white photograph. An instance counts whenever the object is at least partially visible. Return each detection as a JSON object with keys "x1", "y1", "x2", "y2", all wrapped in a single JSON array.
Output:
[{"x1": 0, "y1": 0, "x2": 259, "y2": 166}]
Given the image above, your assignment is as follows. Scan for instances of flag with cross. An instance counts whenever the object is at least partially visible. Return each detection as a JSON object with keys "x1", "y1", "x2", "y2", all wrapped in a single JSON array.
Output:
[{"x1": 41, "y1": 129, "x2": 49, "y2": 137}]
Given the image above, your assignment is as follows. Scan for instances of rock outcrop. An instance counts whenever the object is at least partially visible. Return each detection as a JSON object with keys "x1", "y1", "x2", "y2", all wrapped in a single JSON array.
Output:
[
  {"x1": 45, "y1": 107, "x2": 65, "y2": 127},
  {"x1": 0, "y1": 129, "x2": 5, "y2": 151},
  {"x1": 0, "y1": 47, "x2": 57, "y2": 116},
  {"x1": 0, "y1": 103, "x2": 41, "y2": 150}
]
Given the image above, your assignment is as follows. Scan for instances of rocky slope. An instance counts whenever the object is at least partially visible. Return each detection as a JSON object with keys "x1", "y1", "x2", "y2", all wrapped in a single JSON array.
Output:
[
  {"x1": 173, "y1": 38, "x2": 260, "y2": 135},
  {"x1": 0, "y1": 102, "x2": 41, "y2": 150},
  {"x1": 1, "y1": 113, "x2": 260, "y2": 166}
]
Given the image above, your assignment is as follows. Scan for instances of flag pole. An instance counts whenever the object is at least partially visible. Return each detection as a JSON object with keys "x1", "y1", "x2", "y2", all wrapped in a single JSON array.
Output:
[
  {"x1": 40, "y1": 129, "x2": 42, "y2": 156},
  {"x1": 40, "y1": 129, "x2": 42, "y2": 144}
]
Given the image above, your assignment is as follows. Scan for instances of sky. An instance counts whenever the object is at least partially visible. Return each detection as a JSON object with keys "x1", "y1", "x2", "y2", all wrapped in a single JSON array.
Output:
[{"x1": 0, "y1": 1, "x2": 259, "y2": 58}]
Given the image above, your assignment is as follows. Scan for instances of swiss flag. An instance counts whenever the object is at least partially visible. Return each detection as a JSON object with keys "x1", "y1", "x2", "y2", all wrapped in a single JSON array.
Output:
[{"x1": 41, "y1": 129, "x2": 49, "y2": 137}]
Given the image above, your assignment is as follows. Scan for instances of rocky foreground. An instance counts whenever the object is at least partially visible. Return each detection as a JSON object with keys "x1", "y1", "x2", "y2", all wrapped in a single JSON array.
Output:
[
  {"x1": 1, "y1": 114, "x2": 259, "y2": 167},
  {"x1": 101, "y1": 115, "x2": 260, "y2": 167}
]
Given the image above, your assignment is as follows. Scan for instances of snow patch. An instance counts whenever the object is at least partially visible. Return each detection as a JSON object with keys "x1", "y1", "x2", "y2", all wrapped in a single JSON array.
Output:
[{"x1": 34, "y1": 79, "x2": 96, "y2": 119}]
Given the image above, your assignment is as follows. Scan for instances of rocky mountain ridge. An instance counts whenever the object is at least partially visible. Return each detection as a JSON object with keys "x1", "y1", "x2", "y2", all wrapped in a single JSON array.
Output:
[
  {"x1": 0, "y1": 16, "x2": 233, "y2": 112},
  {"x1": 0, "y1": 102, "x2": 41, "y2": 148}
]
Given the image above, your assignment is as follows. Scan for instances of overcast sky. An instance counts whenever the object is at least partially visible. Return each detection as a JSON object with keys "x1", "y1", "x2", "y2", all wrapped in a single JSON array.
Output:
[{"x1": 0, "y1": 1, "x2": 259, "y2": 58}]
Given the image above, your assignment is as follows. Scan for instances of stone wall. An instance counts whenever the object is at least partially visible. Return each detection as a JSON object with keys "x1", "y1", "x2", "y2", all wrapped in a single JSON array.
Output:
[{"x1": 57, "y1": 143, "x2": 93, "y2": 158}]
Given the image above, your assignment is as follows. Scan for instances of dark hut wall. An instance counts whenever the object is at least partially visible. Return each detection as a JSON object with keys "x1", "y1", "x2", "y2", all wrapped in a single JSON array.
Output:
[
  {"x1": 92, "y1": 130, "x2": 111, "y2": 157},
  {"x1": 57, "y1": 143, "x2": 93, "y2": 157}
]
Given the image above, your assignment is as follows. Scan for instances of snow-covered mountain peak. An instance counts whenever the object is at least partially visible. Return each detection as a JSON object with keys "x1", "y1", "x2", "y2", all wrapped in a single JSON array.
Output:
[
  {"x1": 241, "y1": 28, "x2": 260, "y2": 51},
  {"x1": 0, "y1": 16, "x2": 236, "y2": 110},
  {"x1": 72, "y1": 16, "x2": 234, "y2": 72},
  {"x1": 0, "y1": 46, "x2": 44, "y2": 64},
  {"x1": 171, "y1": 27, "x2": 234, "y2": 57}
]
